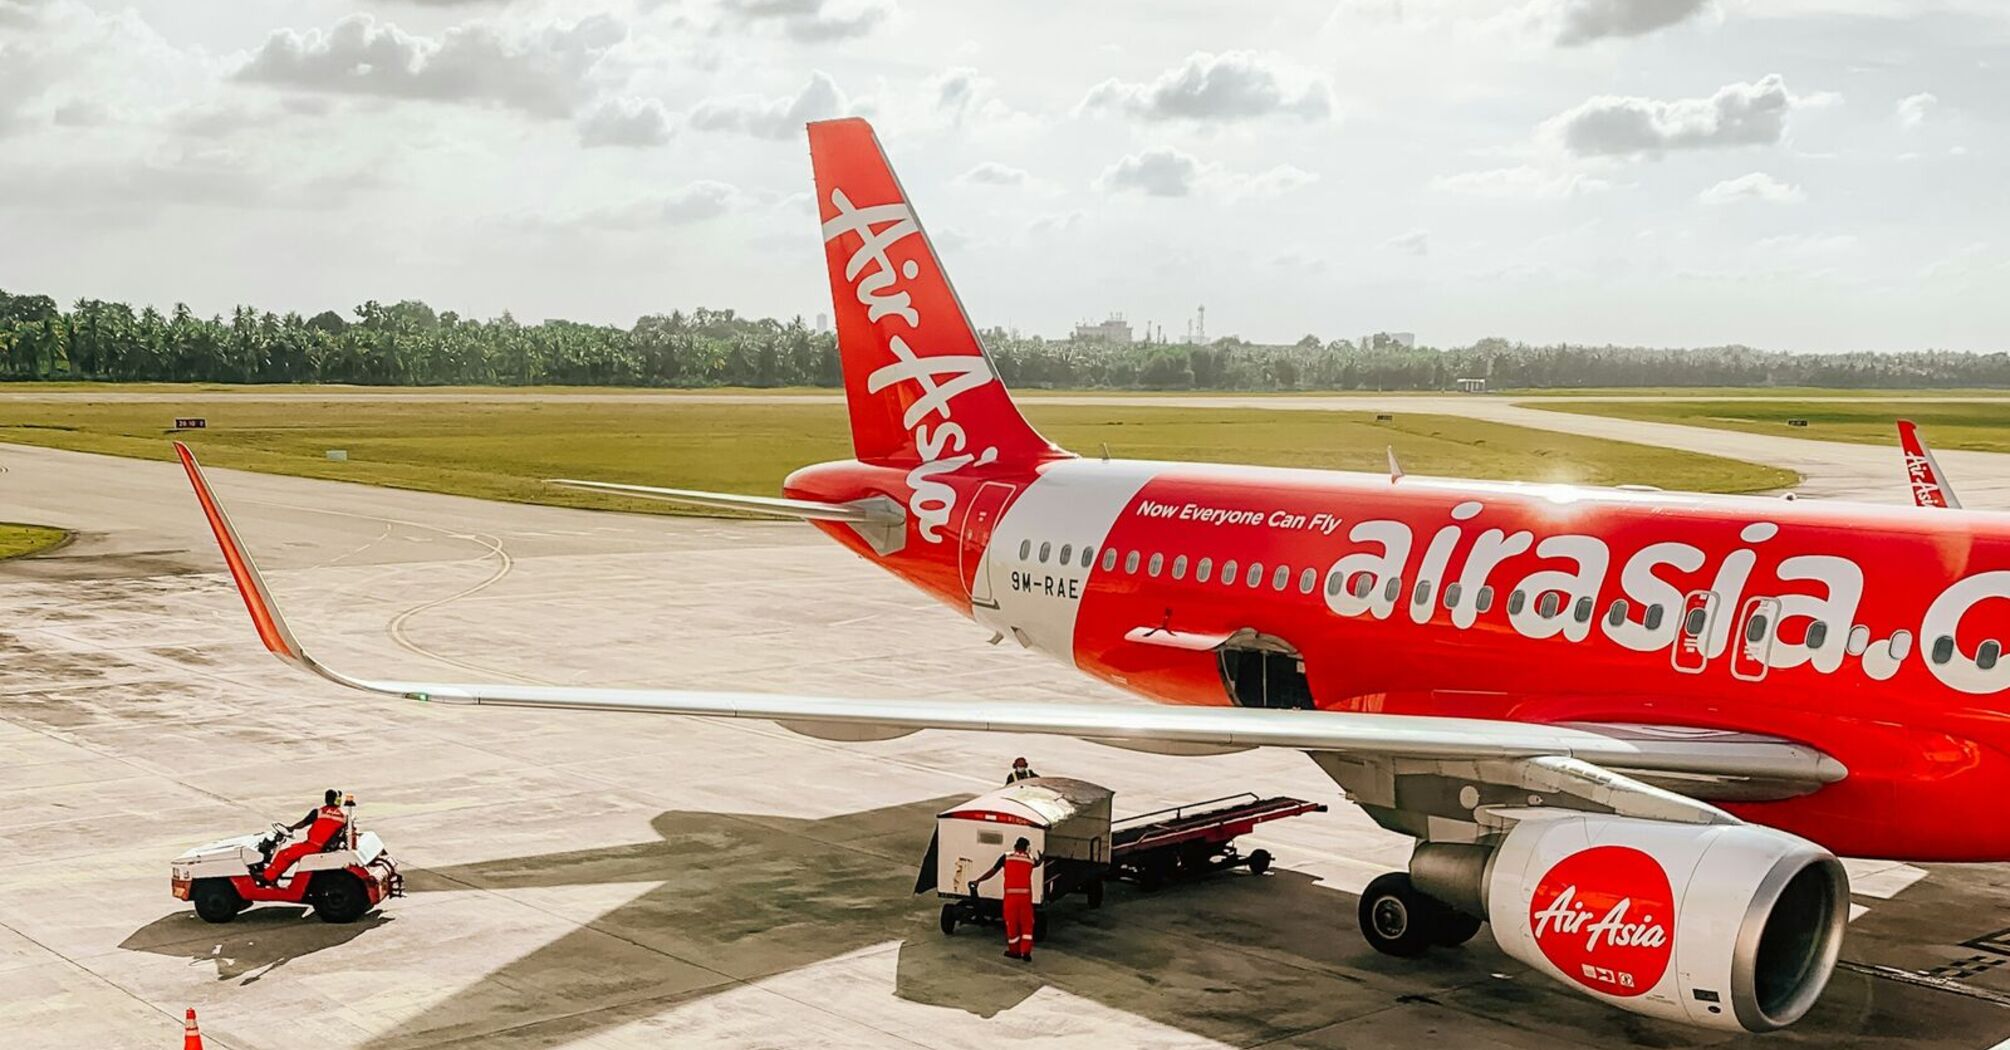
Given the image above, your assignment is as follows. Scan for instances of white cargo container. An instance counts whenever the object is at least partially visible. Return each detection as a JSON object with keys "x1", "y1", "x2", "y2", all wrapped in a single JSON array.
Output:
[{"x1": 931, "y1": 777, "x2": 1113, "y2": 906}]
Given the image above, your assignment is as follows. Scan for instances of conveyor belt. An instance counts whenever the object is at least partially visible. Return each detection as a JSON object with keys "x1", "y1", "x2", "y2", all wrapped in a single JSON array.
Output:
[{"x1": 1110, "y1": 793, "x2": 1327, "y2": 857}]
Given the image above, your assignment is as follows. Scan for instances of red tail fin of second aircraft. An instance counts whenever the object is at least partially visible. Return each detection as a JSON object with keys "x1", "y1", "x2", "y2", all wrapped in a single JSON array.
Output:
[
  {"x1": 1898, "y1": 419, "x2": 1961, "y2": 509},
  {"x1": 807, "y1": 118, "x2": 1060, "y2": 468}
]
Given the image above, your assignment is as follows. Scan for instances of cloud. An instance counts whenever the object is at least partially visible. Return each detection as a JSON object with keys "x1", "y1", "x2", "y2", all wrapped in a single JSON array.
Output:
[
  {"x1": 1431, "y1": 165, "x2": 1612, "y2": 199},
  {"x1": 957, "y1": 161, "x2": 1027, "y2": 187},
  {"x1": 1698, "y1": 171, "x2": 1805, "y2": 205},
  {"x1": 1545, "y1": 74, "x2": 1828, "y2": 157},
  {"x1": 1896, "y1": 92, "x2": 1936, "y2": 128},
  {"x1": 0, "y1": 149, "x2": 380, "y2": 217},
  {"x1": 687, "y1": 71, "x2": 846, "y2": 139},
  {"x1": 1096, "y1": 147, "x2": 1318, "y2": 199},
  {"x1": 236, "y1": 14, "x2": 624, "y2": 118},
  {"x1": 575, "y1": 181, "x2": 743, "y2": 228},
  {"x1": 0, "y1": 0, "x2": 48, "y2": 29},
  {"x1": 1081, "y1": 50, "x2": 1332, "y2": 123},
  {"x1": 1552, "y1": 0, "x2": 1710, "y2": 45},
  {"x1": 716, "y1": 0, "x2": 892, "y2": 41},
  {"x1": 578, "y1": 97, "x2": 671, "y2": 147},
  {"x1": 1382, "y1": 229, "x2": 1430, "y2": 256}
]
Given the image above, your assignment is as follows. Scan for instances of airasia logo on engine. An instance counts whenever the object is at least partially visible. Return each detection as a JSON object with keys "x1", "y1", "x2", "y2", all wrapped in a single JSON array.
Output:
[{"x1": 1528, "y1": 845, "x2": 1674, "y2": 998}]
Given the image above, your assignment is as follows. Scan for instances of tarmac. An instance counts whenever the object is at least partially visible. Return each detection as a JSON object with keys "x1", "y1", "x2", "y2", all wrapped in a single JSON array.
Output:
[{"x1": 5, "y1": 398, "x2": 2010, "y2": 1049}]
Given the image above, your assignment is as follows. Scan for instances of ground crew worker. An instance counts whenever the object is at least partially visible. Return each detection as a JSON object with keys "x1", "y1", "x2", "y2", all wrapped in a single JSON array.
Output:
[
  {"x1": 1004, "y1": 757, "x2": 1039, "y2": 784},
  {"x1": 970, "y1": 836, "x2": 1043, "y2": 960},
  {"x1": 257, "y1": 788, "x2": 349, "y2": 886}
]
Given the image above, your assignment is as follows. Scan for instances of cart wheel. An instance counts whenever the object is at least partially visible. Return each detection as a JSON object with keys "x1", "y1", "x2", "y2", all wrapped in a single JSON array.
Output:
[
  {"x1": 310, "y1": 872, "x2": 371, "y2": 924},
  {"x1": 1086, "y1": 877, "x2": 1104, "y2": 909},
  {"x1": 1033, "y1": 910, "x2": 1049, "y2": 944},
  {"x1": 1247, "y1": 849, "x2": 1272, "y2": 876},
  {"x1": 190, "y1": 879, "x2": 243, "y2": 924},
  {"x1": 939, "y1": 904, "x2": 957, "y2": 935}
]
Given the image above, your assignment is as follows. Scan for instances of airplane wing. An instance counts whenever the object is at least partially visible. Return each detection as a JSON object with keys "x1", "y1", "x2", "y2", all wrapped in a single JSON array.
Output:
[
  {"x1": 549, "y1": 478, "x2": 905, "y2": 524},
  {"x1": 1897, "y1": 419, "x2": 1961, "y2": 509},
  {"x1": 175, "y1": 443, "x2": 1845, "y2": 801}
]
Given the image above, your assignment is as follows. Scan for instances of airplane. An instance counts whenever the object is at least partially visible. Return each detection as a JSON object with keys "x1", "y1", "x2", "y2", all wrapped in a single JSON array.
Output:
[
  {"x1": 1898, "y1": 419, "x2": 1961, "y2": 509},
  {"x1": 173, "y1": 116, "x2": 2010, "y2": 1035}
]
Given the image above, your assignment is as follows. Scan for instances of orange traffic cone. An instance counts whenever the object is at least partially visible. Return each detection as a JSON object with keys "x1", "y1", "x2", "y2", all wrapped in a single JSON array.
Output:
[{"x1": 183, "y1": 1007, "x2": 204, "y2": 1050}]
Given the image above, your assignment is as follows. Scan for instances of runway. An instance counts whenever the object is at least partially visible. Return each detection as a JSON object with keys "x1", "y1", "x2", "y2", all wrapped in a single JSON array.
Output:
[{"x1": 5, "y1": 418, "x2": 2010, "y2": 1048}]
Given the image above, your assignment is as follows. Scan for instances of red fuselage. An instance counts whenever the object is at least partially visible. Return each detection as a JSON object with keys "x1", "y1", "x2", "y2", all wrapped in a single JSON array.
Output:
[{"x1": 790, "y1": 454, "x2": 2010, "y2": 862}]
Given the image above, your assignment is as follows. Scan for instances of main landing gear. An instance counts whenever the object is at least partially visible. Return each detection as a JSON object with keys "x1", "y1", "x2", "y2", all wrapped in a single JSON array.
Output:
[{"x1": 1357, "y1": 872, "x2": 1484, "y2": 957}]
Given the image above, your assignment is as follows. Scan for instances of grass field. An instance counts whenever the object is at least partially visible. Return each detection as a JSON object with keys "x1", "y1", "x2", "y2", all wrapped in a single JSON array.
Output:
[
  {"x1": 1539, "y1": 399, "x2": 2010, "y2": 453},
  {"x1": 0, "y1": 398, "x2": 1793, "y2": 514},
  {"x1": 0, "y1": 523, "x2": 69, "y2": 560}
]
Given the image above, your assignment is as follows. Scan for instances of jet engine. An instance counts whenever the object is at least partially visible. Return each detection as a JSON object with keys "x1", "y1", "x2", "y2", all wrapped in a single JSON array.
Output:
[{"x1": 1415, "y1": 814, "x2": 1849, "y2": 1032}]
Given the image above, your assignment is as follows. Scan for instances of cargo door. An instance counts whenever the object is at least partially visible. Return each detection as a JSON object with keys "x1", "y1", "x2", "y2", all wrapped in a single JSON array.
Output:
[
  {"x1": 960, "y1": 481, "x2": 1016, "y2": 608},
  {"x1": 1670, "y1": 590, "x2": 1719, "y2": 674},
  {"x1": 1729, "y1": 596, "x2": 1781, "y2": 682}
]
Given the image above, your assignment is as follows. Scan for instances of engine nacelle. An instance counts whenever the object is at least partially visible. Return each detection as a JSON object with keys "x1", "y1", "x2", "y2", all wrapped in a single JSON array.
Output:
[{"x1": 1485, "y1": 814, "x2": 1848, "y2": 1032}]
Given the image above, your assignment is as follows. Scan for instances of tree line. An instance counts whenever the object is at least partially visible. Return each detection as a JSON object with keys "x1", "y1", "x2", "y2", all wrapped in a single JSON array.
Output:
[{"x1": 2, "y1": 289, "x2": 2005, "y2": 390}]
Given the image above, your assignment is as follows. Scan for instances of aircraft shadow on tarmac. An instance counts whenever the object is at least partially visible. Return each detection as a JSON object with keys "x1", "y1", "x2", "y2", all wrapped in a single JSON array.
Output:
[
  {"x1": 120, "y1": 907, "x2": 391, "y2": 985},
  {"x1": 223, "y1": 797, "x2": 2006, "y2": 1050}
]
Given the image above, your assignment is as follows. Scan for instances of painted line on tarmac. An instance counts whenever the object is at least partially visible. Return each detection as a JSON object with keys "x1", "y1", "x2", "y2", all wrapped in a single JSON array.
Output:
[{"x1": 1837, "y1": 960, "x2": 2010, "y2": 1009}]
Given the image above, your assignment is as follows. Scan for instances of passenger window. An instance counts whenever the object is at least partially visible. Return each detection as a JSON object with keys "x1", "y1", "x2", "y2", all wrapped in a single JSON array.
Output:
[
  {"x1": 1018, "y1": 539, "x2": 1031, "y2": 561},
  {"x1": 1644, "y1": 604, "x2": 1665, "y2": 631},
  {"x1": 1476, "y1": 586, "x2": 1495, "y2": 613},
  {"x1": 1299, "y1": 567, "x2": 1317, "y2": 594},
  {"x1": 1351, "y1": 573, "x2": 1373, "y2": 599},
  {"x1": 1326, "y1": 571, "x2": 1344, "y2": 597},
  {"x1": 1507, "y1": 590, "x2": 1526, "y2": 615},
  {"x1": 1245, "y1": 562, "x2": 1264, "y2": 588},
  {"x1": 1124, "y1": 550, "x2": 1140, "y2": 574},
  {"x1": 1147, "y1": 552, "x2": 1164, "y2": 577},
  {"x1": 1536, "y1": 591, "x2": 1559, "y2": 618},
  {"x1": 1413, "y1": 580, "x2": 1433, "y2": 607},
  {"x1": 1101, "y1": 548, "x2": 1117, "y2": 572},
  {"x1": 1573, "y1": 597, "x2": 1593, "y2": 623},
  {"x1": 1172, "y1": 555, "x2": 1188, "y2": 580},
  {"x1": 1846, "y1": 624, "x2": 1869, "y2": 655},
  {"x1": 1271, "y1": 565, "x2": 1290, "y2": 591},
  {"x1": 1890, "y1": 630, "x2": 1914, "y2": 659},
  {"x1": 1932, "y1": 635, "x2": 1955, "y2": 664},
  {"x1": 1038, "y1": 542, "x2": 1051, "y2": 564},
  {"x1": 1382, "y1": 576, "x2": 1402, "y2": 602},
  {"x1": 1197, "y1": 557, "x2": 1213, "y2": 583},
  {"x1": 1806, "y1": 622, "x2": 1828, "y2": 650},
  {"x1": 1683, "y1": 607, "x2": 1708, "y2": 637},
  {"x1": 1222, "y1": 559, "x2": 1238, "y2": 586},
  {"x1": 1606, "y1": 598, "x2": 1629, "y2": 627},
  {"x1": 1745, "y1": 613, "x2": 1769, "y2": 642},
  {"x1": 1981, "y1": 640, "x2": 2002, "y2": 671},
  {"x1": 1443, "y1": 582, "x2": 1462, "y2": 609},
  {"x1": 1059, "y1": 544, "x2": 1072, "y2": 565},
  {"x1": 1082, "y1": 546, "x2": 1095, "y2": 568}
]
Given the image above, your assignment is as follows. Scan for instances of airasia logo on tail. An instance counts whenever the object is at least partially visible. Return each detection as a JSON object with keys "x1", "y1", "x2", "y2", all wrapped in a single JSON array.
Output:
[
  {"x1": 1529, "y1": 845, "x2": 1674, "y2": 998},
  {"x1": 823, "y1": 187, "x2": 998, "y2": 543}
]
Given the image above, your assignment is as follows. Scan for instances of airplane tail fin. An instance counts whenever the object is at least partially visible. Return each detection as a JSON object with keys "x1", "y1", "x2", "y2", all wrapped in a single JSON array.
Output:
[
  {"x1": 1897, "y1": 419, "x2": 1961, "y2": 509},
  {"x1": 807, "y1": 118, "x2": 1061, "y2": 467}
]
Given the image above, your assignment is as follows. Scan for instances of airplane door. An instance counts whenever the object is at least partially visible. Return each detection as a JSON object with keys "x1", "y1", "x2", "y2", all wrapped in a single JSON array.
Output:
[
  {"x1": 1729, "y1": 596, "x2": 1780, "y2": 682},
  {"x1": 1670, "y1": 590, "x2": 1719, "y2": 674},
  {"x1": 960, "y1": 481, "x2": 1016, "y2": 608}
]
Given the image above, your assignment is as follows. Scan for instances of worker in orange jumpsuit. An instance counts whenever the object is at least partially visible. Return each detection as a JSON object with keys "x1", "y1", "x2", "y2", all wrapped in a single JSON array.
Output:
[
  {"x1": 257, "y1": 789, "x2": 348, "y2": 886},
  {"x1": 971, "y1": 837, "x2": 1044, "y2": 960}
]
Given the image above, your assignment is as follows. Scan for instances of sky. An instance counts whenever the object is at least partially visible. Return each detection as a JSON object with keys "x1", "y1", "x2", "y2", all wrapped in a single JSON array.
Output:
[{"x1": 0, "y1": 0, "x2": 2005, "y2": 353}]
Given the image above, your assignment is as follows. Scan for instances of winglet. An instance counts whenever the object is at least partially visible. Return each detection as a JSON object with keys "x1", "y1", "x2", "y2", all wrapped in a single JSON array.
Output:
[
  {"x1": 1387, "y1": 446, "x2": 1404, "y2": 482},
  {"x1": 174, "y1": 442, "x2": 308, "y2": 666},
  {"x1": 1897, "y1": 420, "x2": 1961, "y2": 509}
]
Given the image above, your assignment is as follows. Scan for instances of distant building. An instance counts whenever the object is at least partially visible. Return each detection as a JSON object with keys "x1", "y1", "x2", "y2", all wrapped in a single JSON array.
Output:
[
  {"x1": 1456, "y1": 377, "x2": 1487, "y2": 393},
  {"x1": 1389, "y1": 331, "x2": 1416, "y2": 349},
  {"x1": 1072, "y1": 314, "x2": 1134, "y2": 344},
  {"x1": 815, "y1": 312, "x2": 830, "y2": 333}
]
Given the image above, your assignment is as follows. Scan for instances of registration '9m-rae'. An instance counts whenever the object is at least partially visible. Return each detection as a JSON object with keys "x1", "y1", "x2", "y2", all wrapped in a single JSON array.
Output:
[{"x1": 177, "y1": 117, "x2": 2010, "y2": 1035}]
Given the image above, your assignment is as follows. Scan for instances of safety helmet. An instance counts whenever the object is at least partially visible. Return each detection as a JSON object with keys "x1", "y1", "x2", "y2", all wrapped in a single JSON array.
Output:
[{"x1": 1012, "y1": 757, "x2": 1028, "y2": 768}]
